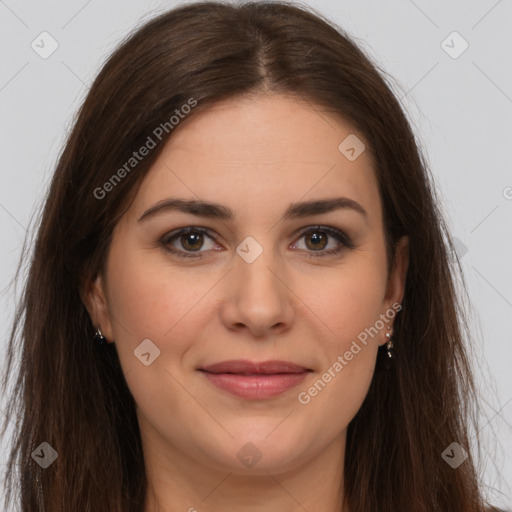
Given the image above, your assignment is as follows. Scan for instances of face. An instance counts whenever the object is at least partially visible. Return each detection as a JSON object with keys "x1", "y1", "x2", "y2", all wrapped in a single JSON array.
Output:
[{"x1": 84, "y1": 93, "x2": 408, "y2": 477}]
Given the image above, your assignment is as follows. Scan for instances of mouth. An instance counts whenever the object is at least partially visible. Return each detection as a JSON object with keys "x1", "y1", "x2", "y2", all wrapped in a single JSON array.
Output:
[
  {"x1": 197, "y1": 360, "x2": 313, "y2": 399},
  {"x1": 198, "y1": 359, "x2": 312, "y2": 374}
]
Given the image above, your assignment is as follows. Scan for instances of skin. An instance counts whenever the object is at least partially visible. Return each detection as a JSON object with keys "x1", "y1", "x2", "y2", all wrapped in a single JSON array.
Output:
[{"x1": 84, "y1": 93, "x2": 409, "y2": 512}]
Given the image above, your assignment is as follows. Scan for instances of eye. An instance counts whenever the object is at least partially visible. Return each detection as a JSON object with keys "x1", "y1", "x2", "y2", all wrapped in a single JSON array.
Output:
[
  {"x1": 291, "y1": 226, "x2": 354, "y2": 258},
  {"x1": 160, "y1": 227, "x2": 218, "y2": 258},
  {"x1": 160, "y1": 225, "x2": 354, "y2": 259}
]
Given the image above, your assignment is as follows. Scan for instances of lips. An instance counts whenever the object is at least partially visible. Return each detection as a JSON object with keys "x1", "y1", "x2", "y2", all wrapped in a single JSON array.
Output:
[
  {"x1": 198, "y1": 360, "x2": 312, "y2": 399},
  {"x1": 198, "y1": 359, "x2": 311, "y2": 375}
]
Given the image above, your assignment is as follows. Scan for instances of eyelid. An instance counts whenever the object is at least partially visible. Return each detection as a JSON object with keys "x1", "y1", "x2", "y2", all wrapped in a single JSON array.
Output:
[
  {"x1": 292, "y1": 225, "x2": 354, "y2": 249},
  {"x1": 159, "y1": 227, "x2": 218, "y2": 258},
  {"x1": 160, "y1": 225, "x2": 354, "y2": 258}
]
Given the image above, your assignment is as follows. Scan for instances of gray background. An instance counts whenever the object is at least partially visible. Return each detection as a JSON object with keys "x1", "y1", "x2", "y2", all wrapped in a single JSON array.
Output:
[{"x1": 0, "y1": 0, "x2": 511, "y2": 508}]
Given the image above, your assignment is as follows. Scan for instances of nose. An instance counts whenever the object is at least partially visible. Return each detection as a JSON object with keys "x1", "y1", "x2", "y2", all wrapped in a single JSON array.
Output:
[{"x1": 219, "y1": 244, "x2": 296, "y2": 339}]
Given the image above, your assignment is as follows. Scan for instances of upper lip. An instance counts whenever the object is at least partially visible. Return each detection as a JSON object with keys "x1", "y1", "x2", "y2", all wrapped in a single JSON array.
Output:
[{"x1": 198, "y1": 360, "x2": 311, "y2": 374}]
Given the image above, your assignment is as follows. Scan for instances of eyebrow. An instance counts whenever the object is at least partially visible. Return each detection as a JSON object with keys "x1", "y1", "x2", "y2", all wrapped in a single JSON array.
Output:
[{"x1": 137, "y1": 197, "x2": 368, "y2": 223}]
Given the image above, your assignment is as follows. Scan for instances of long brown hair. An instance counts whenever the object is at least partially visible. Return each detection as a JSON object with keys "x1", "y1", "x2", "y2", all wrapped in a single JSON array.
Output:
[{"x1": 1, "y1": 1, "x2": 500, "y2": 510}]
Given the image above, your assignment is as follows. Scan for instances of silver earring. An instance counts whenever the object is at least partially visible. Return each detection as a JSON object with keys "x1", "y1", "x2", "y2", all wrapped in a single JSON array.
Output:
[
  {"x1": 384, "y1": 327, "x2": 396, "y2": 370},
  {"x1": 93, "y1": 327, "x2": 107, "y2": 346}
]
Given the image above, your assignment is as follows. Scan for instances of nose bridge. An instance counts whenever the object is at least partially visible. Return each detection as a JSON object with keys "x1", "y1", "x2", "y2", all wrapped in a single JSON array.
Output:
[
  {"x1": 221, "y1": 233, "x2": 294, "y2": 335},
  {"x1": 235, "y1": 233, "x2": 283, "y2": 300}
]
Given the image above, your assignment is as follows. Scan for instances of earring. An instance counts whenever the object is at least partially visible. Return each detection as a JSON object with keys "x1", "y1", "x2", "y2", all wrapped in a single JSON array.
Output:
[
  {"x1": 384, "y1": 326, "x2": 396, "y2": 370},
  {"x1": 93, "y1": 327, "x2": 107, "y2": 346}
]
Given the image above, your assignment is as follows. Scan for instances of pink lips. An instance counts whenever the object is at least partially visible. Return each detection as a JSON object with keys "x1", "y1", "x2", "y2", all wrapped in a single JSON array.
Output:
[{"x1": 198, "y1": 359, "x2": 312, "y2": 399}]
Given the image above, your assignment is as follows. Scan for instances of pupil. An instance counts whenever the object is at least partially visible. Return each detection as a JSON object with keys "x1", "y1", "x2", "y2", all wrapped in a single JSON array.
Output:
[
  {"x1": 182, "y1": 232, "x2": 203, "y2": 251},
  {"x1": 308, "y1": 232, "x2": 326, "y2": 250},
  {"x1": 179, "y1": 231, "x2": 328, "y2": 252}
]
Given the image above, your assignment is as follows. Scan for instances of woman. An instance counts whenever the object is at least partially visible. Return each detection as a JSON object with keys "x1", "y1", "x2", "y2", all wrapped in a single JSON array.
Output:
[{"x1": 1, "y1": 1, "x2": 506, "y2": 511}]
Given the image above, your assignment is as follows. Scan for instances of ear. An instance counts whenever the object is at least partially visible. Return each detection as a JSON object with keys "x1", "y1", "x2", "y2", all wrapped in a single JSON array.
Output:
[
  {"x1": 379, "y1": 236, "x2": 409, "y2": 345},
  {"x1": 385, "y1": 236, "x2": 409, "y2": 304},
  {"x1": 80, "y1": 273, "x2": 114, "y2": 342}
]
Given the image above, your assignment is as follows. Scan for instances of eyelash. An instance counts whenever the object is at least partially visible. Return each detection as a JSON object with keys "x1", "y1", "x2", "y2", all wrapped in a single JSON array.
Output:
[{"x1": 159, "y1": 226, "x2": 355, "y2": 259}]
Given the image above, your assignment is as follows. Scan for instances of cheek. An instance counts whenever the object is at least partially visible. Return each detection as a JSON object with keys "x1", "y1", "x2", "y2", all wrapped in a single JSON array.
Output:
[
  {"x1": 296, "y1": 287, "x2": 382, "y2": 435},
  {"x1": 104, "y1": 244, "x2": 213, "y2": 362},
  {"x1": 294, "y1": 253, "x2": 387, "y2": 412},
  {"x1": 302, "y1": 255, "x2": 388, "y2": 348}
]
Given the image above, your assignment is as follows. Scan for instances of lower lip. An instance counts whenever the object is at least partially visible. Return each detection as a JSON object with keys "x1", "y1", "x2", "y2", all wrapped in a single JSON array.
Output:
[{"x1": 200, "y1": 371, "x2": 310, "y2": 399}]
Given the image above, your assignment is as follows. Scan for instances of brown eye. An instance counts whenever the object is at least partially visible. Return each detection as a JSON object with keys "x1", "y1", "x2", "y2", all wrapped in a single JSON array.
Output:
[
  {"x1": 180, "y1": 231, "x2": 204, "y2": 251},
  {"x1": 304, "y1": 231, "x2": 328, "y2": 251},
  {"x1": 292, "y1": 226, "x2": 354, "y2": 258},
  {"x1": 161, "y1": 225, "x2": 354, "y2": 260},
  {"x1": 161, "y1": 227, "x2": 217, "y2": 258}
]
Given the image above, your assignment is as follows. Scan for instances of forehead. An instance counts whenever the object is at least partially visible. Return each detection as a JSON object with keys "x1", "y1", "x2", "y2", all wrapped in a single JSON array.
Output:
[{"x1": 128, "y1": 94, "x2": 381, "y2": 227}]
